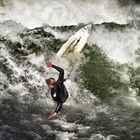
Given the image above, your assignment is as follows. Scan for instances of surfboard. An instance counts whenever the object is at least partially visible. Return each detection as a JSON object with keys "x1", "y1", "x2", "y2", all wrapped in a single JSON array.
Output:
[{"x1": 57, "y1": 24, "x2": 91, "y2": 57}]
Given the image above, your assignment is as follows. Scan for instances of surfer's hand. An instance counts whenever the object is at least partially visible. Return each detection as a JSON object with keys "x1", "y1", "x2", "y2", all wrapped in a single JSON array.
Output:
[
  {"x1": 46, "y1": 61, "x2": 53, "y2": 67},
  {"x1": 48, "y1": 112, "x2": 57, "y2": 120}
]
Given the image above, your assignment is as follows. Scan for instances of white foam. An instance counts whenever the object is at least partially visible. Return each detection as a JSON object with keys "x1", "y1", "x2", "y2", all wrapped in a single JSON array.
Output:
[
  {"x1": 51, "y1": 119, "x2": 77, "y2": 130},
  {"x1": 57, "y1": 131, "x2": 75, "y2": 140},
  {"x1": 111, "y1": 87, "x2": 140, "y2": 110},
  {"x1": 89, "y1": 26, "x2": 140, "y2": 66},
  {"x1": 0, "y1": 44, "x2": 24, "y2": 77},
  {"x1": 27, "y1": 53, "x2": 45, "y2": 67},
  {"x1": 50, "y1": 119, "x2": 90, "y2": 139},
  {"x1": 9, "y1": 83, "x2": 28, "y2": 96},
  {"x1": 0, "y1": 20, "x2": 24, "y2": 36},
  {"x1": 44, "y1": 26, "x2": 71, "y2": 41},
  {"x1": 90, "y1": 134, "x2": 118, "y2": 140},
  {"x1": 0, "y1": 0, "x2": 139, "y2": 28},
  {"x1": 90, "y1": 134, "x2": 105, "y2": 140}
]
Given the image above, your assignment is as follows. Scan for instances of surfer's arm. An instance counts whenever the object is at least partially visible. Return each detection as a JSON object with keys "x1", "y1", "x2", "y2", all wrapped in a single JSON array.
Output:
[
  {"x1": 55, "y1": 101, "x2": 63, "y2": 113},
  {"x1": 48, "y1": 100, "x2": 61, "y2": 120},
  {"x1": 52, "y1": 65, "x2": 64, "y2": 81},
  {"x1": 45, "y1": 61, "x2": 64, "y2": 82},
  {"x1": 48, "y1": 101, "x2": 62, "y2": 120}
]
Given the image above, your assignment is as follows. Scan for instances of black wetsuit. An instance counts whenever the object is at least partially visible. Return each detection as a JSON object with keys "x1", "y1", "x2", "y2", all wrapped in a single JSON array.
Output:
[{"x1": 51, "y1": 65, "x2": 68, "y2": 113}]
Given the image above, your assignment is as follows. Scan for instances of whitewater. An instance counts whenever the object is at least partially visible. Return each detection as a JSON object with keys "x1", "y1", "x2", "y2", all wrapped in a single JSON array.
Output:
[{"x1": 0, "y1": 0, "x2": 140, "y2": 140}]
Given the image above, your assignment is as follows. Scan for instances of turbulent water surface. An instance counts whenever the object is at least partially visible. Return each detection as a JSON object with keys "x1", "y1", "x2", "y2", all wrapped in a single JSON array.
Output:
[{"x1": 0, "y1": 0, "x2": 140, "y2": 140}]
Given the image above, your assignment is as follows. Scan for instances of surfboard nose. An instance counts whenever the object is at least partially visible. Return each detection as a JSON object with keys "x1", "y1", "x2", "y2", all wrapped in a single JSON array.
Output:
[
  {"x1": 81, "y1": 24, "x2": 92, "y2": 33},
  {"x1": 86, "y1": 24, "x2": 92, "y2": 30},
  {"x1": 85, "y1": 24, "x2": 92, "y2": 33}
]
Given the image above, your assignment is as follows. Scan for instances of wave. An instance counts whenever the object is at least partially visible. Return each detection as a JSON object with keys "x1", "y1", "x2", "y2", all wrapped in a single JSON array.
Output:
[
  {"x1": 0, "y1": 0, "x2": 139, "y2": 28},
  {"x1": 0, "y1": 20, "x2": 140, "y2": 139}
]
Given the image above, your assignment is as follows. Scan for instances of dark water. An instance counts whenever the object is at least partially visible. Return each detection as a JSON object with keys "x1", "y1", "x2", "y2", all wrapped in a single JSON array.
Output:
[{"x1": 0, "y1": 20, "x2": 140, "y2": 140}]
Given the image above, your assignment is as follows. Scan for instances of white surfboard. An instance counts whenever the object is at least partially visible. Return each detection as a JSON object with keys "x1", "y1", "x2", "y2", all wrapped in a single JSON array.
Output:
[{"x1": 57, "y1": 24, "x2": 91, "y2": 57}]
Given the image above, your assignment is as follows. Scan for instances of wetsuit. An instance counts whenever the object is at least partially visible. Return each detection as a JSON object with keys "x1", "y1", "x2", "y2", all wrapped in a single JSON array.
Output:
[{"x1": 51, "y1": 65, "x2": 68, "y2": 113}]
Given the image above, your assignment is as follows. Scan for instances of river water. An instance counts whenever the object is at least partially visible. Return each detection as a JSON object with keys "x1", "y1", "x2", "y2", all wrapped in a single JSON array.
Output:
[{"x1": 0, "y1": 0, "x2": 140, "y2": 140}]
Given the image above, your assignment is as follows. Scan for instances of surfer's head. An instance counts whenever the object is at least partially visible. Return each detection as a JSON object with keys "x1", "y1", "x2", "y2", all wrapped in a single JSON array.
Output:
[{"x1": 46, "y1": 78, "x2": 56, "y2": 89}]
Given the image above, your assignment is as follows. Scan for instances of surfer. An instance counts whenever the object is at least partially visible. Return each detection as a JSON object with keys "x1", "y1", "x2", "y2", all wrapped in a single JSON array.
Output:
[{"x1": 45, "y1": 61, "x2": 68, "y2": 120}]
